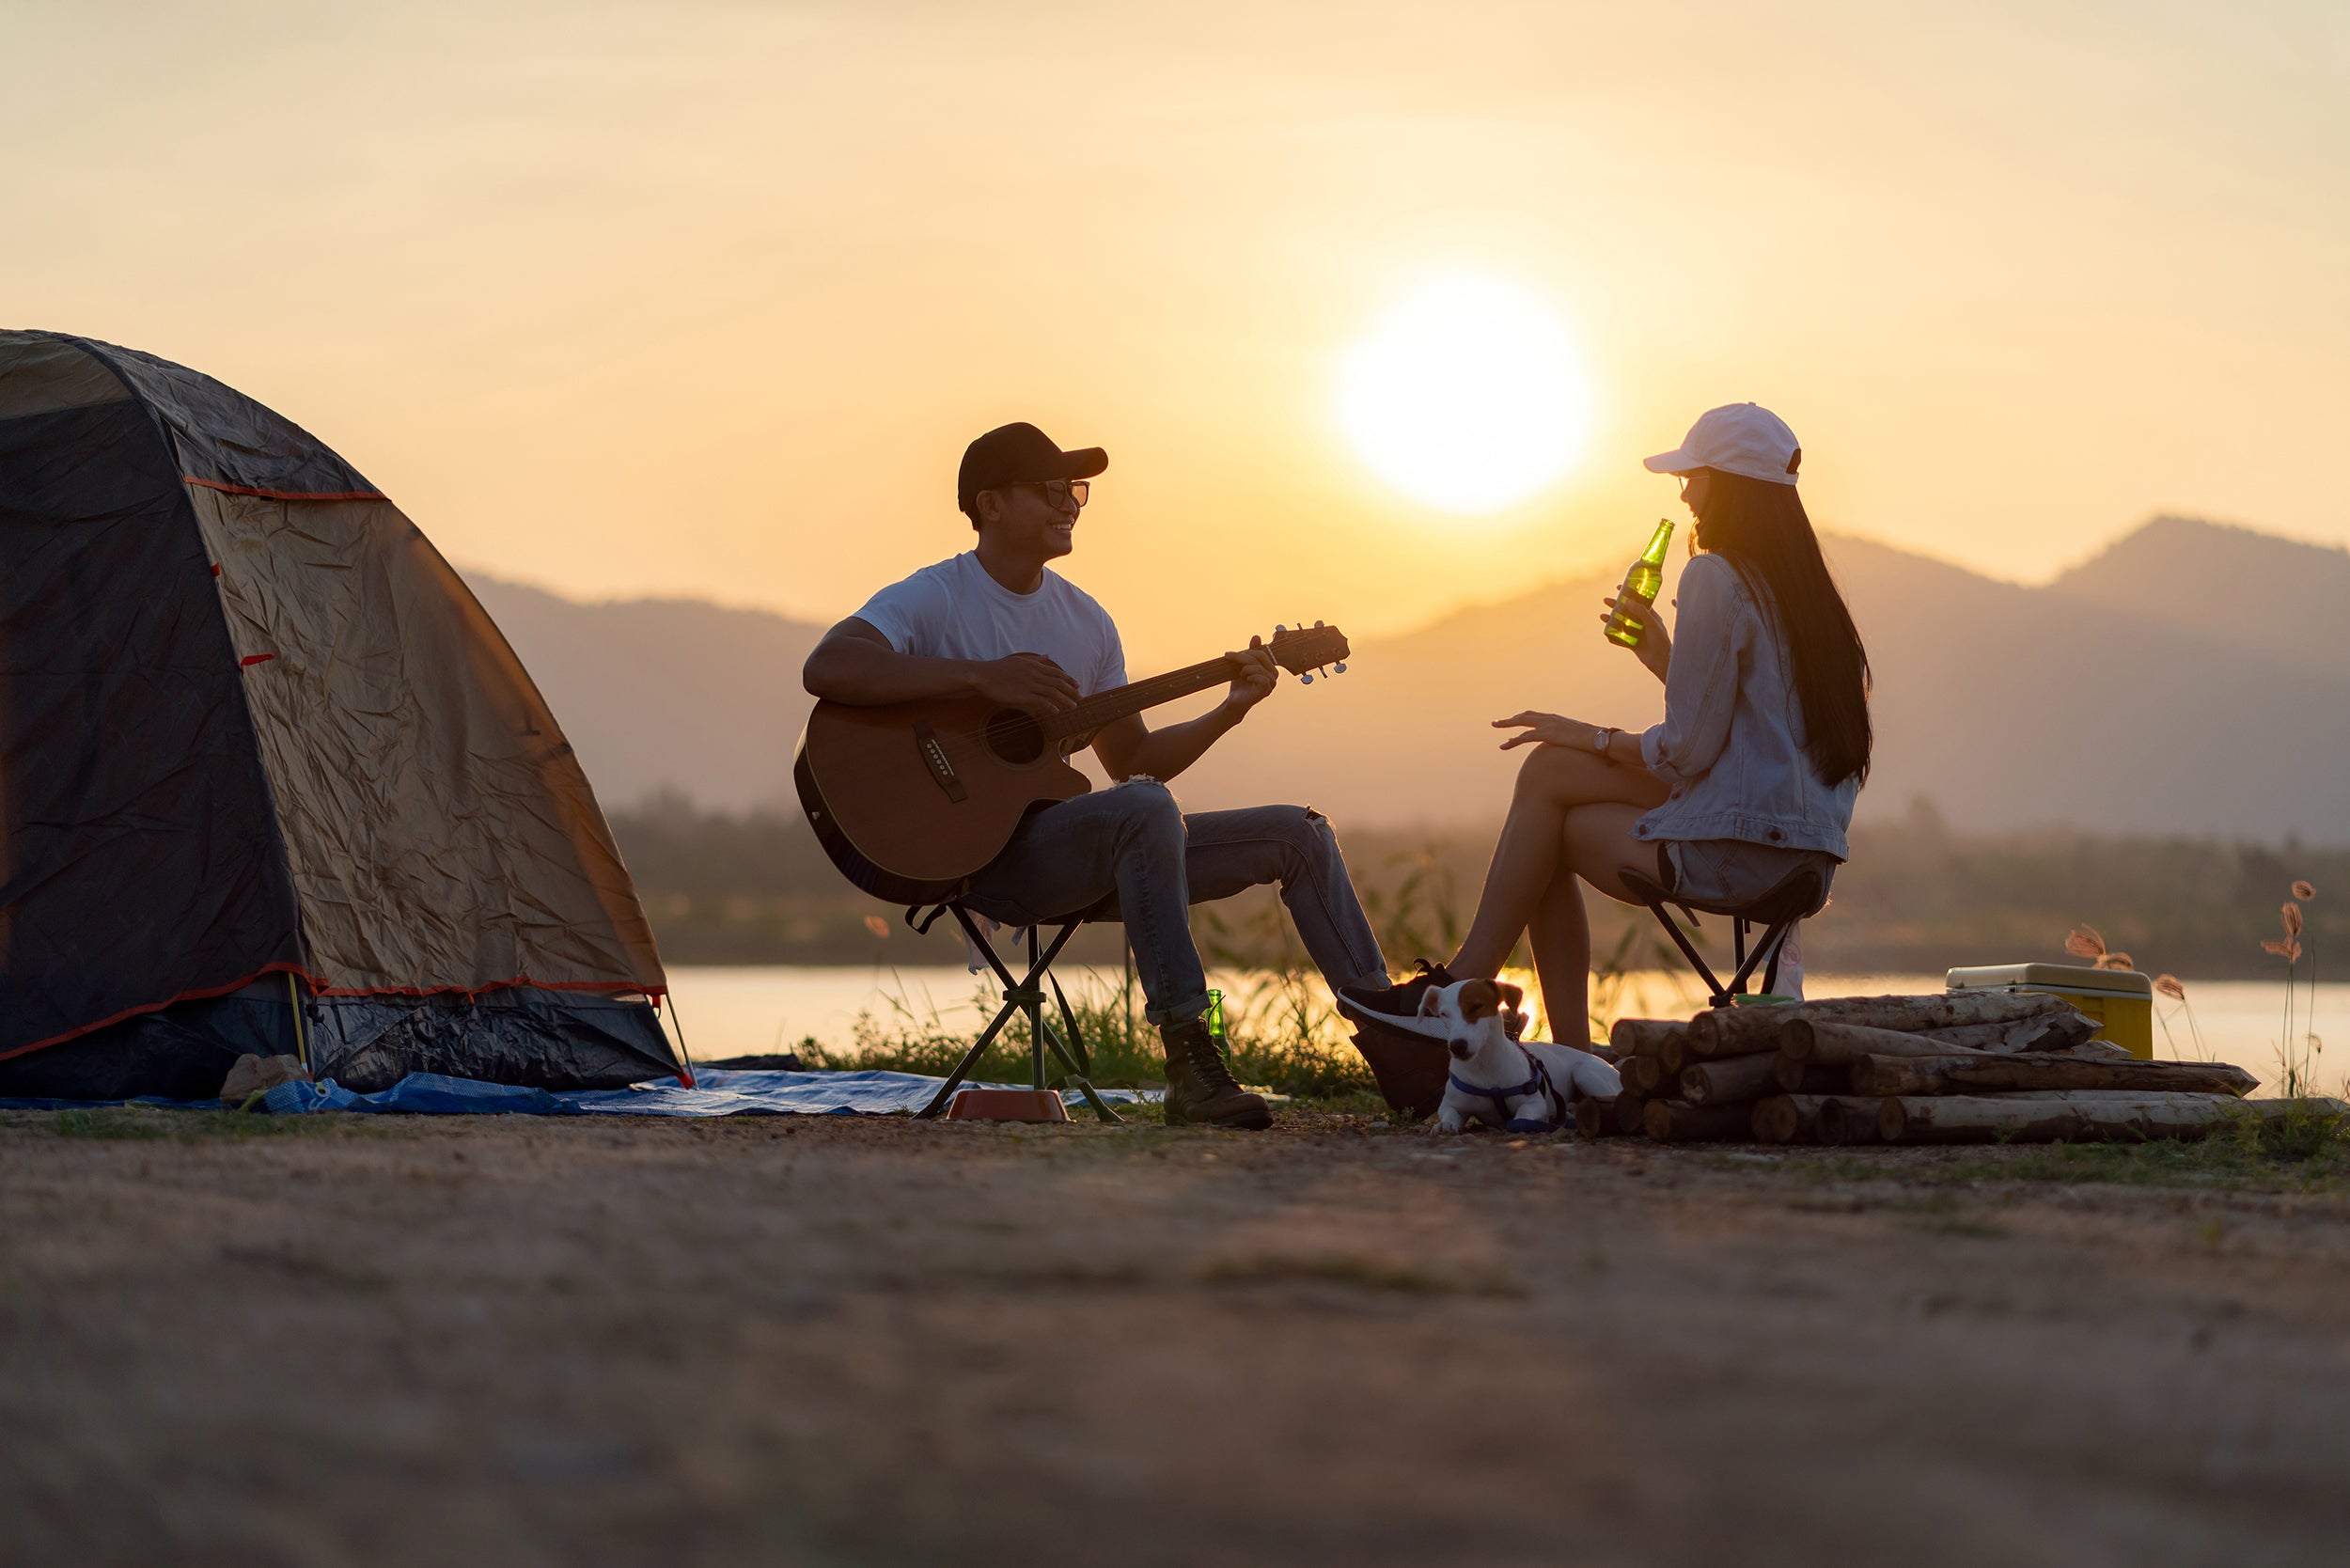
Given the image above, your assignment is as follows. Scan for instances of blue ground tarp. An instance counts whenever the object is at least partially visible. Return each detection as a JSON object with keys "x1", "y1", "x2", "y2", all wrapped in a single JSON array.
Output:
[{"x1": 0, "y1": 1068, "x2": 1155, "y2": 1118}]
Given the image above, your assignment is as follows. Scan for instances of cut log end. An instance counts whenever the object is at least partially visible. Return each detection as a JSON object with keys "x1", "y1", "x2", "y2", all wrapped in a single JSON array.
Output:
[
  {"x1": 1625, "y1": 1055, "x2": 1673, "y2": 1095},
  {"x1": 1574, "y1": 1096, "x2": 1623, "y2": 1138},
  {"x1": 1679, "y1": 1052, "x2": 1783, "y2": 1106},
  {"x1": 1684, "y1": 1005, "x2": 1794, "y2": 1060},
  {"x1": 1609, "y1": 1019, "x2": 1691, "y2": 1060},
  {"x1": 1752, "y1": 1095, "x2": 1802, "y2": 1144}
]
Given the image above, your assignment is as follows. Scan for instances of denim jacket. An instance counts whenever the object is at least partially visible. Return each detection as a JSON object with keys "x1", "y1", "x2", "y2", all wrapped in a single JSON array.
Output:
[{"x1": 1635, "y1": 554, "x2": 1858, "y2": 859}]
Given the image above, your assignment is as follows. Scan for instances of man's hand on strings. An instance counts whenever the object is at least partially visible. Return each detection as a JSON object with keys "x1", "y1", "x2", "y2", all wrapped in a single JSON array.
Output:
[{"x1": 974, "y1": 652, "x2": 1079, "y2": 714}]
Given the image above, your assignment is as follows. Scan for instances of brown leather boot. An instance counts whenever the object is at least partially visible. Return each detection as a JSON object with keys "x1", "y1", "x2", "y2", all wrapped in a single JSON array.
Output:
[{"x1": 1160, "y1": 1017, "x2": 1273, "y2": 1130}]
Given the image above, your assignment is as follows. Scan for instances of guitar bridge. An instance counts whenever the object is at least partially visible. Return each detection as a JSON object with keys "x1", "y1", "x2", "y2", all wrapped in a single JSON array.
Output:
[{"x1": 913, "y1": 721, "x2": 967, "y2": 802}]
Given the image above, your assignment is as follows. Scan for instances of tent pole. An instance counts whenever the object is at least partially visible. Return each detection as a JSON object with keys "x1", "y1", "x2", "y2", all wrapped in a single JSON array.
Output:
[
  {"x1": 663, "y1": 994, "x2": 697, "y2": 1088},
  {"x1": 286, "y1": 971, "x2": 309, "y2": 1071}
]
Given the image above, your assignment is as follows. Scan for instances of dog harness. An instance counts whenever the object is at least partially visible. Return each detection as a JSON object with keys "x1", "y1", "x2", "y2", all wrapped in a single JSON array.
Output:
[{"x1": 1447, "y1": 1045, "x2": 1563, "y2": 1125}]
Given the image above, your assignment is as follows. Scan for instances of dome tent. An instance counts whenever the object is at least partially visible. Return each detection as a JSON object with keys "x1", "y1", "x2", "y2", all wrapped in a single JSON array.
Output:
[{"x1": 0, "y1": 330, "x2": 681, "y2": 1099}]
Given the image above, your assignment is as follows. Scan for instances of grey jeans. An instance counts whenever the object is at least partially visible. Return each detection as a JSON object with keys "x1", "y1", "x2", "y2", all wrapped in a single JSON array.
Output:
[{"x1": 962, "y1": 779, "x2": 1390, "y2": 1026}]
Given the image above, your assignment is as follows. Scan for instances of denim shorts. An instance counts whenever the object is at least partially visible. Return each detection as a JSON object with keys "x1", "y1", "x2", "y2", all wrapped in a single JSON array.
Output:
[{"x1": 1657, "y1": 838, "x2": 1839, "y2": 910}]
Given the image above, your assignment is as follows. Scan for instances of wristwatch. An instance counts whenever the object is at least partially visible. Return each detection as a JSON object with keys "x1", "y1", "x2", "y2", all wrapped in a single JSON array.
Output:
[{"x1": 1593, "y1": 726, "x2": 1617, "y2": 758}]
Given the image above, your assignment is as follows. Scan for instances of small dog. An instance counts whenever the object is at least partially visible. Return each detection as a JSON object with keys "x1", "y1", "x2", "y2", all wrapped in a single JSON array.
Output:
[{"x1": 1421, "y1": 979, "x2": 1622, "y2": 1134}]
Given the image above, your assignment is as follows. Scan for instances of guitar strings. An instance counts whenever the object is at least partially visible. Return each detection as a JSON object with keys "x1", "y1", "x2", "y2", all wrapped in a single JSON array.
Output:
[
  {"x1": 916, "y1": 659, "x2": 1253, "y2": 748},
  {"x1": 901, "y1": 635, "x2": 1340, "y2": 751}
]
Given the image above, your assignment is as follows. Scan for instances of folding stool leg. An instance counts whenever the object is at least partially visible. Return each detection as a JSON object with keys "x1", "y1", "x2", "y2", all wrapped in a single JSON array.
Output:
[
  {"x1": 1036, "y1": 987, "x2": 1120, "y2": 1124},
  {"x1": 915, "y1": 907, "x2": 1052, "y2": 1119},
  {"x1": 1005, "y1": 923, "x2": 1120, "y2": 1122},
  {"x1": 916, "y1": 987, "x2": 1033, "y2": 1120},
  {"x1": 1728, "y1": 918, "x2": 1798, "y2": 998},
  {"x1": 1011, "y1": 921, "x2": 1120, "y2": 1122},
  {"x1": 1045, "y1": 970, "x2": 1121, "y2": 1123},
  {"x1": 915, "y1": 907, "x2": 1121, "y2": 1123},
  {"x1": 1048, "y1": 970, "x2": 1090, "y2": 1077},
  {"x1": 1641, "y1": 901, "x2": 1732, "y2": 1008},
  {"x1": 1026, "y1": 926, "x2": 1047, "y2": 1090}
]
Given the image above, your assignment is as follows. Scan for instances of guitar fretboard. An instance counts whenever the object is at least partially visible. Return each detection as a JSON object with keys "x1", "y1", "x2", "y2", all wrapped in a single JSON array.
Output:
[{"x1": 1041, "y1": 657, "x2": 1238, "y2": 744}]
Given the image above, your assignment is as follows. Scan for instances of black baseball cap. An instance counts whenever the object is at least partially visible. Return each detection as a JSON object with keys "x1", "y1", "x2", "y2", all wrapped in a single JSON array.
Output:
[{"x1": 956, "y1": 422, "x2": 1108, "y2": 514}]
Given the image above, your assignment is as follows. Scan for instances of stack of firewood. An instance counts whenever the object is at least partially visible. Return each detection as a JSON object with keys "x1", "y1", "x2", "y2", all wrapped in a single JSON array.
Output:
[{"x1": 1580, "y1": 991, "x2": 2297, "y2": 1146}]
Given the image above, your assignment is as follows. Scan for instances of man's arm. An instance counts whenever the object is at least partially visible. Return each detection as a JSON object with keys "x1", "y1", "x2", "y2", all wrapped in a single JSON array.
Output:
[
  {"x1": 1090, "y1": 639, "x2": 1277, "y2": 783},
  {"x1": 802, "y1": 618, "x2": 1081, "y2": 712}
]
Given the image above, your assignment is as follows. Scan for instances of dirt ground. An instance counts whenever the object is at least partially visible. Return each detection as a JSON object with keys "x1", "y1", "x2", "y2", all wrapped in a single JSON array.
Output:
[{"x1": 4, "y1": 1106, "x2": 2347, "y2": 1568}]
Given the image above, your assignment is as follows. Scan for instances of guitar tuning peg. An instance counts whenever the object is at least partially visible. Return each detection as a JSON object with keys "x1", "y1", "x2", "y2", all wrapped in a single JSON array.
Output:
[
  {"x1": 1333, "y1": 661, "x2": 1347, "y2": 674},
  {"x1": 1315, "y1": 619, "x2": 1324, "y2": 628},
  {"x1": 1275, "y1": 623, "x2": 1288, "y2": 635},
  {"x1": 1300, "y1": 671, "x2": 1315, "y2": 685}
]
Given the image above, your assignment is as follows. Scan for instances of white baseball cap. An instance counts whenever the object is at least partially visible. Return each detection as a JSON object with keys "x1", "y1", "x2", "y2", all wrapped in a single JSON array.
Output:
[{"x1": 1644, "y1": 403, "x2": 1802, "y2": 485}]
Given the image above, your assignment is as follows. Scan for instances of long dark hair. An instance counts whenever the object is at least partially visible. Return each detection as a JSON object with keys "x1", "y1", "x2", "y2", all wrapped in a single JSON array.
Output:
[{"x1": 1692, "y1": 470, "x2": 1872, "y2": 787}]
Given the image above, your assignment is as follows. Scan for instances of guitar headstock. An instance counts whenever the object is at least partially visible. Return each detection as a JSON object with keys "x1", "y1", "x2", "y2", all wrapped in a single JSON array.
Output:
[{"x1": 1266, "y1": 621, "x2": 1350, "y2": 684}]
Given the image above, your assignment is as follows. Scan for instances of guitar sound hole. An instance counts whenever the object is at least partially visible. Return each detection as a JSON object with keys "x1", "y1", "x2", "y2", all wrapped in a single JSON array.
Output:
[{"x1": 984, "y1": 709, "x2": 1047, "y2": 764}]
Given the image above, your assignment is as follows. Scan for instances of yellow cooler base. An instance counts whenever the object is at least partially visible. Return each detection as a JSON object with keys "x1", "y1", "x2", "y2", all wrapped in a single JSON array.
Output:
[
  {"x1": 2049, "y1": 990, "x2": 2153, "y2": 1060},
  {"x1": 1946, "y1": 965, "x2": 2156, "y2": 1060}
]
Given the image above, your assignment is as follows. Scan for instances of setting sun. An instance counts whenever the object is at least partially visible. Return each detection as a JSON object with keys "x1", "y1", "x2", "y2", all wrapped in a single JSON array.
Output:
[{"x1": 1336, "y1": 274, "x2": 1593, "y2": 516}]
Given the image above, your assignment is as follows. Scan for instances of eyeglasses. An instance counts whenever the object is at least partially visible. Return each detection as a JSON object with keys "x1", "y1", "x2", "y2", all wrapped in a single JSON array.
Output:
[{"x1": 1017, "y1": 478, "x2": 1089, "y2": 510}]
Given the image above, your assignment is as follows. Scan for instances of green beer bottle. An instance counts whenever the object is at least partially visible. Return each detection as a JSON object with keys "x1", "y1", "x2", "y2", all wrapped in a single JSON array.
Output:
[{"x1": 1605, "y1": 518, "x2": 1675, "y2": 649}]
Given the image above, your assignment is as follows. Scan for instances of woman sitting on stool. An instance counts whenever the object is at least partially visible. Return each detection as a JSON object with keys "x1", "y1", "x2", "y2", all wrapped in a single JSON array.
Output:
[{"x1": 1343, "y1": 402, "x2": 1872, "y2": 1041}]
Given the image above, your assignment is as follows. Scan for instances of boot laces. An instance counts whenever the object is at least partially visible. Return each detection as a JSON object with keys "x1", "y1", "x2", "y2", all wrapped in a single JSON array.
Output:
[{"x1": 1183, "y1": 1029, "x2": 1245, "y2": 1096}]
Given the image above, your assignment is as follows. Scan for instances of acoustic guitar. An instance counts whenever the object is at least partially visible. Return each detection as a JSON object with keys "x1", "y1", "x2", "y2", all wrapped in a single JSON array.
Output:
[{"x1": 795, "y1": 622, "x2": 1351, "y2": 903}]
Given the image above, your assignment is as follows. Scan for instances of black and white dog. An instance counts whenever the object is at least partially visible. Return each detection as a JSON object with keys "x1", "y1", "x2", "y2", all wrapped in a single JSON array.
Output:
[{"x1": 1420, "y1": 979, "x2": 1622, "y2": 1134}]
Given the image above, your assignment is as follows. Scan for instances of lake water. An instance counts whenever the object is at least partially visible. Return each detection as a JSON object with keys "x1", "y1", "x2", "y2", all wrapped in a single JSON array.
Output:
[{"x1": 663, "y1": 964, "x2": 2339, "y2": 1096}]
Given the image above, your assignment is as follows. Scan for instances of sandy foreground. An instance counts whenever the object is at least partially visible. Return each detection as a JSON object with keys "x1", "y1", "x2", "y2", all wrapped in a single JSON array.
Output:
[{"x1": 3, "y1": 1106, "x2": 2347, "y2": 1568}]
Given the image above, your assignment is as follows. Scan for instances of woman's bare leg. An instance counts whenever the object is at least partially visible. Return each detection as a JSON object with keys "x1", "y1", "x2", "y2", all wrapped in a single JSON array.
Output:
[
  {"x1": 1524, "y1": 857, "x2": 1591, "y2": 1041},
  {"x1": 1521, "y1": 802, "x2": 1662, "y2": 1040},
  {"x1": 1450, "y1": 745, "x2": 1665, "y2": 980}
]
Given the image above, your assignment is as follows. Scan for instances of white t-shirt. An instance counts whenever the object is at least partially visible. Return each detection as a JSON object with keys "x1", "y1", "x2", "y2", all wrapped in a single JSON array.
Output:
[{"x1": 852, "y1": 552, "x2": 1128, "y2": 697}]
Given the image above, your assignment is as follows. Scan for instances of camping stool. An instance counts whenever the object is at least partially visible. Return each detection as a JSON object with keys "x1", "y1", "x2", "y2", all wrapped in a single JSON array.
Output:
[
  {"x1": 1617, "y1": 859, "x2": 1829, "y2": 1009},
  {"x1": 905, "y1": 899, "x2": 1124, "y2": 1124}
]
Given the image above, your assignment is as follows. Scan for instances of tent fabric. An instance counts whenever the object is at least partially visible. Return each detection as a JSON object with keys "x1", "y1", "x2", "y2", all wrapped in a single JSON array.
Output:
[
  {"x1": 187, "y1": 484, "x2": 663, "y2": 995},
  {"x1": 0, "y1": 391, "x2": 304, "y2": 1057},
  {"x1": 0, "y1": 329, "x2": 677, "y2": 1094},
  {"x1": 74, "y1": 337, "x2": 379, "y2": 499},
  {"x1": 0, "y1": 979, "x2": 674, "y2": 1100},
  {"x1": 305, "y1": 987, "x2": 675, "y2": 1091},
  {"x1": 0, "y1": 985, "x2": 300, "y2": 1102},
  {"x1": 0, "y1": 338, "x2": 133, "y2": 422}
]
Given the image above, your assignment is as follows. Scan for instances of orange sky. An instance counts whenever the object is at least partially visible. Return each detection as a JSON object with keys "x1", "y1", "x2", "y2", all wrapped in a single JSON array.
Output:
[{"x1": 8, "y1": 1, "x2": 2345, "y2": 667}]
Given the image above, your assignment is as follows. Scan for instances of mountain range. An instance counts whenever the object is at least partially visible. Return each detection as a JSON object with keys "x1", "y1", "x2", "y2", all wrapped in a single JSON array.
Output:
[{"x1": 464, "y1": 516, "x2": 2350, "y2": 840}]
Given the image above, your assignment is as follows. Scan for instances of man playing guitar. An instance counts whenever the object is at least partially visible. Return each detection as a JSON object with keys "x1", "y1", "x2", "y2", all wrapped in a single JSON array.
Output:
[{"x1": 802, "y1": 422, "x2": 1396, "y2": 1129}]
